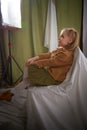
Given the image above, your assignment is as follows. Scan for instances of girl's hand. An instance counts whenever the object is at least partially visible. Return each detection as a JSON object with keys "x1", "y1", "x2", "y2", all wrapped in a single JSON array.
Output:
[
  {"x1": 25, "y1": 56, "x2": 39, "y2": 67},
  {"x1": 31, "y1": 61, "x2": 43, "y2": 68},
  {"x1": 25, "y1": 59, "x2": 32, "y2": 67}
]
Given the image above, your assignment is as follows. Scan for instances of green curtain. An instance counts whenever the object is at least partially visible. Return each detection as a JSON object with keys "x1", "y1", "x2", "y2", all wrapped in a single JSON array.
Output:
[
  {"x1": 56, "y1": 0, "x2": 82, "y2": 34},
  {"x1": 3, "y1": 0, "x2": 82, "y2": 82}
]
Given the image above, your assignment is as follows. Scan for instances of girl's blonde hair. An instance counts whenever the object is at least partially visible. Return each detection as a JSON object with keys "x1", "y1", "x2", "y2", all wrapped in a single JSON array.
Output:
[{"x1": 61, "y1": 28, "x2": 79, "y2": 51}]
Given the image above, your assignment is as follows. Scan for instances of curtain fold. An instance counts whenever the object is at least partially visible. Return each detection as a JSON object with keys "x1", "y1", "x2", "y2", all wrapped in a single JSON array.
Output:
[
  {"x1": 44, "y1": 0, "x2": 58, "y2": 51},
  {"x1": 29, "y1": 0, "x2": 48, "y2": 55}
]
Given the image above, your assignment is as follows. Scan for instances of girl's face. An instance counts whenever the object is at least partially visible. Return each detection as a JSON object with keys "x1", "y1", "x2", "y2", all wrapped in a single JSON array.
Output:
[{"x1": 58, "y1": 31, "x2": 72, "y2": 47}]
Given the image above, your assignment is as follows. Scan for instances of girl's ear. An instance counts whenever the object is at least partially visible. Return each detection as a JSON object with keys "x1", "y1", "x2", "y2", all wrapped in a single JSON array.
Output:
[{"x1": 69, "y1": 37, "x2": 73, "y2": 44}]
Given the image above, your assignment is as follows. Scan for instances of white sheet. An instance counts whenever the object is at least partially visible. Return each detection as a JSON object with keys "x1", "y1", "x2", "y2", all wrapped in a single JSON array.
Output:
[
  {"x1": 0, "y1": 47, "x2": 87, "y2": 130},
  {"x1": 26, "y1": 47, "x2": 87, "y2": 130}
]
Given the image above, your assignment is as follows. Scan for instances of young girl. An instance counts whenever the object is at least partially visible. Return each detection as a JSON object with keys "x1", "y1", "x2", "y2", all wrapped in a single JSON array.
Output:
[{"x1": 26, "y1": 28, "x2": 79, "y2": 86}]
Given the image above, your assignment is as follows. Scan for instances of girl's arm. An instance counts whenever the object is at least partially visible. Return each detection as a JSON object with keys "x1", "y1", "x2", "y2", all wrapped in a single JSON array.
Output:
[
  {"x1": 32, "y1": 51, "x2": 73, "y2": 68},
  {"x1": 25, "y1": 52, "x2": 51, "y2": 67}
]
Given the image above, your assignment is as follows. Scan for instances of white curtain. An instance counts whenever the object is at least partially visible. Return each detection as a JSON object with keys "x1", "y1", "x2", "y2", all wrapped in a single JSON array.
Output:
[
  {"x1": 0, "y1": 0, "x2": 21, "y2": 28},
  {"x1": 83, "y1": 0, "x2": 87, "y2": 57},
  {"x1": 44, "y1": 0, "x2": 58, "y2": 52}
]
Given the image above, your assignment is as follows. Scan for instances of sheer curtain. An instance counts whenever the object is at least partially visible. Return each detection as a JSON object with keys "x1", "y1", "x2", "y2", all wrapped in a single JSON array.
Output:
[{"x1": 44, "y1": 0, "x2": 58, "y2": 51}]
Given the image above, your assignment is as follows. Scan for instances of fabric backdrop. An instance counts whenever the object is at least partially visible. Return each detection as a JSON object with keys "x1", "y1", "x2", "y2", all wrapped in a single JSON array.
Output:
[{"x1": 2, "y1": 0, "x2": 82, "y2": 82}]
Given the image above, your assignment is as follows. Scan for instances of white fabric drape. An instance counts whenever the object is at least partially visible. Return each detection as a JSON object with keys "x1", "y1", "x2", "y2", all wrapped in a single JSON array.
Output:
[
  {"x1": 0, "y1": 0, "x2": 21, "y2": 28},
  {"x1": 26, "y1": 48, "x2": 87, "y2": 129},
  {"x1": 44, "y1": 0, "x2": 58, "y2": 52},
  {"x1": 83, "y1": 0, "x2": 87, "y2": 57},
  {"x1": 0, "y1": 47, "x2": 87, "y2": 129}
]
